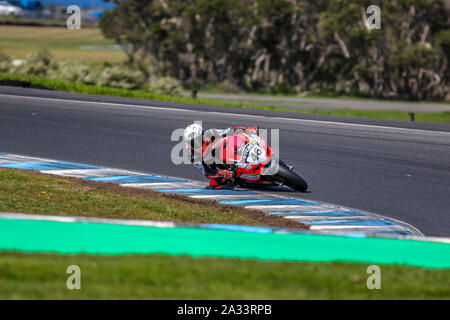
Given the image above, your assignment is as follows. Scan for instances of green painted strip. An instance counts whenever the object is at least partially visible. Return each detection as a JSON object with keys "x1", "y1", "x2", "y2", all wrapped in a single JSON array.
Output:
[{"x1": 0, "y1": 217, "x2": 449, "y2": 269}]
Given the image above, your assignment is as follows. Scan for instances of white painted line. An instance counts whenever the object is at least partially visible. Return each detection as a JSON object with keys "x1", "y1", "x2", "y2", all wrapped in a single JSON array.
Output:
[
  {"x1": 0, "y1": 154, "x2": 57, "y2": 163},
  {"x1": 309, "y1": 225, "x2": 402, "y2": 230},
  {"x1": 245, "y1": 205, "x2": 332, "y2": 211},
  {"x1": 0, "y1": 152, "x2": 157, "y2": 178},
  {"x1": 0, "y1": 212, "x2": 77, "y2": 223},
  {"x1": 413, "y1": 237, "x2": 450, "y2": 244},
  {"x1": 270, "y1": 116, "x2": 450, "y2": 135},
  {"x1": 122, "y1": 182, "x2": 206, "y2": 189},
  {"x1": 0, "y1": 212, "x2": 177, "y2": 228},
  {"x1": 283, "y1": 215, "x2": 374, "y2": 221},
  {"x1": 190, "y1": 194, "x2": 279, "y2": 200},
  {"x1": 2, "y1": 212, "x2": 447, "y2": 242},
  {"x1": 2, "y1": 93, "x2": 450, "y2": 135},
  {"x1": 43, "y1": 168, "x2": 145, "y2": 178}
]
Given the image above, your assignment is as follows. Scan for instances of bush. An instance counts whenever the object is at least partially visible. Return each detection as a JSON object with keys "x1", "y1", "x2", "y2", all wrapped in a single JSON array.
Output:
[
  {"x1": 0, "y1": 52, "x2": 11, "y2": 73},
  {"x1": 97, "y1": 66, "x2": 145, "y2": 90},
  {"x1": 146, "y1": 77, "x2": 183, "y2": 96},
  {"x1": 270, "y1": 82, "x2": 296, "y2": 95},
  {"x1": 13, "y1": 49, "x2": 57, "y2": 76},
  {"x1": 48, "y1": 60, "x2": 97, "y2": 85},
  {"x1": 215, "y1": 80, "x2": 242, "y2": 93}
]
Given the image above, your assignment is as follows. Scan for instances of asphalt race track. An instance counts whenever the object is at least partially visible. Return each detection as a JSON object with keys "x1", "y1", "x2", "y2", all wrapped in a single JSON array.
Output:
[{"x1": 0, "y1": 86, "x2": 449, "y2": 236}]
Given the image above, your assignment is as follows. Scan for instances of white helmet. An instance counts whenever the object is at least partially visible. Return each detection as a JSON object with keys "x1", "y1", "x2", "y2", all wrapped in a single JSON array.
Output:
[{"x1": 183, "y1": 123, "x2": 204, "y2": 143}]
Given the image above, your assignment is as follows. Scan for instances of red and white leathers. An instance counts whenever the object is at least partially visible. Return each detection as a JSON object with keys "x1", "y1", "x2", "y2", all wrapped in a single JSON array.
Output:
[{"x1": 186, "y1": 126, "x2": 259, "y2": 189}]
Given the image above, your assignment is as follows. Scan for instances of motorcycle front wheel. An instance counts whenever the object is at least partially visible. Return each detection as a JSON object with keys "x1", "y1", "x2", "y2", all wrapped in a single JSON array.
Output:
[{"x1": 274, "y1": 163, "x2": 308, "y2": 192}]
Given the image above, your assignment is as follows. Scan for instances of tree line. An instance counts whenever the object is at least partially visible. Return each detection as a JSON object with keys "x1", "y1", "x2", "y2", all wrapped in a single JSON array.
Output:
[{"x1": 100, "y1": 0, "x2": 450, "y2": 100}]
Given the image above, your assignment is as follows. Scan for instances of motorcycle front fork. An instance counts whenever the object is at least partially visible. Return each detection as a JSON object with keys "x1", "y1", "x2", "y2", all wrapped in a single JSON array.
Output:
[{"x1": 279, "y1": 159, "x2": 293, "y2": 171}]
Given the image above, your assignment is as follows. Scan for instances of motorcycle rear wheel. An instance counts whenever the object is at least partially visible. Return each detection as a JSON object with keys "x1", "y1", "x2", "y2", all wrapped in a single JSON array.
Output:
[{"x1": 275, "y1": 163, "x2": 308, "y2": 192}]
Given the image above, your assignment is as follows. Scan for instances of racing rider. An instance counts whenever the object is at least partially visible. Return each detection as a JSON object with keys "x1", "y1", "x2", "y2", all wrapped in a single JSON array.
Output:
[{"x1": 183, "y1": 123, "x2": 259, "y2": 189}]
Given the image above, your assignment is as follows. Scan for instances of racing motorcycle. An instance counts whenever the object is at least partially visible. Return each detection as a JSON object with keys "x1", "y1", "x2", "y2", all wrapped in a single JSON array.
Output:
[{"x1": 201, "y1": 129, "x2": 308, "y2": 192}]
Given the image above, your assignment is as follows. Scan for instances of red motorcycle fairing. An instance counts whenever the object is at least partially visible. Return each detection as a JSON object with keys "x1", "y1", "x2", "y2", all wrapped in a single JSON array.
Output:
[{"x1": 202, "y1": 132, "x2": 274, "y2": 185}]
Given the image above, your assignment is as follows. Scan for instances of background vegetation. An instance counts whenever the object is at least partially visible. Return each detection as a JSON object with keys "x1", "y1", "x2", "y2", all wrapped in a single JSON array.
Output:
[
  {"x1": 100, "y1": 0, "x2": 450, "y2": 100},
  {"x1": 0, "y1": 47, "x2": 184, "y2": 96}
]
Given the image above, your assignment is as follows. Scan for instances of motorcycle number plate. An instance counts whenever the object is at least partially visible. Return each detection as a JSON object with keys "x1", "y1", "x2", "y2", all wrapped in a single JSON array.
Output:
[{"x1": 241, "y1": 142, "x2": 266, "y2": 165}]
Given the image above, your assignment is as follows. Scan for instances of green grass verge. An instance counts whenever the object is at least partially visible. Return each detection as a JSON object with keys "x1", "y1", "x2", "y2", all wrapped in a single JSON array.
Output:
[
  {"x1": 1, "y1": 72, "x2": 449, "y2": 123},
  {"x1": 287, "y1": 108, "x2": 450, "y2": 123},
  {"x1": 0, "y1": 168, "x2": 261, "y2": 226},
  {"x1": 1, "y1": 251, "x2": 449, "y2": 299}
]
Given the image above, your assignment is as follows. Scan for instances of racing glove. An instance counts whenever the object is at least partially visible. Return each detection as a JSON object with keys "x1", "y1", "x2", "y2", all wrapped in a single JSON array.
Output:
[
  {"x1": 218, "y1": 169, "x2": 234, "y2": 180},
  {"x1": 206, "y1": 169, "x2": 235, "y2": 189}
]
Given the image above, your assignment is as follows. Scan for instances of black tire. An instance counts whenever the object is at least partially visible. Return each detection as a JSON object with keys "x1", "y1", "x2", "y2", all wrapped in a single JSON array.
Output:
[{"x1": 274, "y1": 164, "x2": 308, "y2": 192}]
